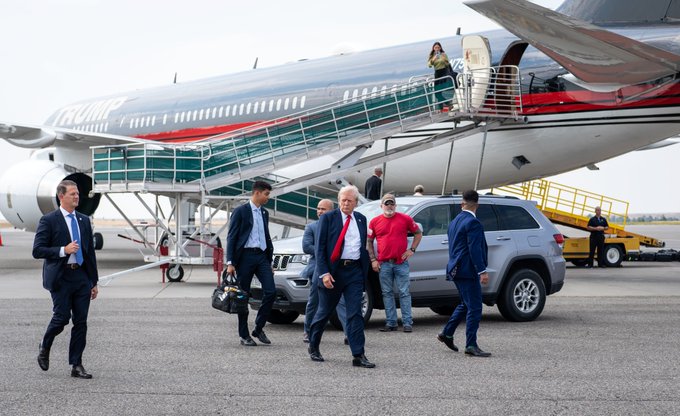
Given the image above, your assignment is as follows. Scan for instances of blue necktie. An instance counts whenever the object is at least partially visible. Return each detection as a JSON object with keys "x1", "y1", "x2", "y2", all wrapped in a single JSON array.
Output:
[
  {"x1": 68, "y1": 213, "x2": 84, "y2": 265},
  {"x1": 255, "y1": 209, "x2": 267, "y2": 251}
]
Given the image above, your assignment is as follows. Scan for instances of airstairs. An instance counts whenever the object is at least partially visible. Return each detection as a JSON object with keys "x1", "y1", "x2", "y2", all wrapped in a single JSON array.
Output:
[
  {"x1": 492, "y1": 179, "x2": 665, "y2": 248},
  {"x1": 92, "y1": 66, "x2": 525, "y2": 282}
]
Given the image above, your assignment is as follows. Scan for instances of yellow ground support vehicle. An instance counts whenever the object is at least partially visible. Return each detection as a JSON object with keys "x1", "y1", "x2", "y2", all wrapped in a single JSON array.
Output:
[{"x1": 492, "y1": 180, "x2": 665, "y2": 267}]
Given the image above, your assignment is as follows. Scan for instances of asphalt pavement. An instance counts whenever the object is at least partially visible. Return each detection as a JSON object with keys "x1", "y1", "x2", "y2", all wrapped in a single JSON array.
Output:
[{"x1": 1, "y1": 227, "x2": 679, "y2": 415}]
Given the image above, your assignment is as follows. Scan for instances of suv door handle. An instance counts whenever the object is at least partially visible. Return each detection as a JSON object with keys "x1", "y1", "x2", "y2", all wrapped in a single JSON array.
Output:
[
  {"x1": 496, "y1": 236, "x2": 511, "y2": 241},
  {"x1": 442, "y1": 240, "x2": 448, "y2": 244}
]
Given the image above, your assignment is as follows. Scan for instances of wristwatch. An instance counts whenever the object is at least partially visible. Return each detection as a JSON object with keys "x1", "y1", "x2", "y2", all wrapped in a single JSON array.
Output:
[{"x1": 410, "y1": 247, "x2": 416, "y2": 253}]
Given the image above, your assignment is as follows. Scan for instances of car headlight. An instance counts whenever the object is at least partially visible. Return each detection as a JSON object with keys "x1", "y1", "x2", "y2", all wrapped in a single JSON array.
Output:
[{"x1": 290, "y1": 254, "x2": 311, "y2": 265}]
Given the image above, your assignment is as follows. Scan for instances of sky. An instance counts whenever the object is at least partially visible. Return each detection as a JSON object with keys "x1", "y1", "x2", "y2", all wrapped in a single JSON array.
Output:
[{"x1": 1, "y1": 0, "x2": 678, "y2": 218}]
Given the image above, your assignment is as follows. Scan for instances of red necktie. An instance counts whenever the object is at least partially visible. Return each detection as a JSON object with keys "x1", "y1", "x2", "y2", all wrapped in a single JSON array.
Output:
[{"x1": 331, "y1": 214, "x2": 352, "y2": 263}]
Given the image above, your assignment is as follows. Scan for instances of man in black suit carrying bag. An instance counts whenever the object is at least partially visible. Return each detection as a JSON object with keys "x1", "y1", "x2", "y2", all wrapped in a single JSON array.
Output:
[
  {"x1": 33, "y1": 180, "x2": 99, "y2": 379},
  {"x1": 226, "y1": 180, "x2": 275, "y2": 346}
]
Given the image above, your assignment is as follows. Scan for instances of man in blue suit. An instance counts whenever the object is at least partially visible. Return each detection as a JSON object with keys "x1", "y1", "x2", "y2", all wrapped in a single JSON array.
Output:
[
  {"x1": 226, "y1": 180, "x2": 275, "y2": 346},
  {"x1": 437, "y1": 190, "x2": 492, "y2": 357},
  {"x1": 302, "y1": 199, "x2": 337, "y2": 342},
  {"x1": 33, "y1": 180, "x2": 99, "y2": 378},
  {"x1": 307, "y1": 185, "x2": 375, "y2": 368}
]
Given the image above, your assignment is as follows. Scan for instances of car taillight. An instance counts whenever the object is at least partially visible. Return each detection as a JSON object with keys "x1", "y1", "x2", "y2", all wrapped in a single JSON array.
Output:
[{"x1": 553, "y1": 233, "x2": 564, "y2": 247}]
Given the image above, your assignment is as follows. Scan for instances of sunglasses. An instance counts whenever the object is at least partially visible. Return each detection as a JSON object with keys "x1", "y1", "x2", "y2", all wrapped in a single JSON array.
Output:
[{"x1": 383, "y1": 201, "x2": 395, "y2": 206}]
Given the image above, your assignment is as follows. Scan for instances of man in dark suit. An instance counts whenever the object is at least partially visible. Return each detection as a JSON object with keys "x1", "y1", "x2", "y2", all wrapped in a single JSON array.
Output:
[
  {"x1": 364, "y1": 167, "x2": 383, "y2": 200},
  {"x1": 437, "y1": 190, "x2": 491, "y2": 357},
  {"x1": 33, "y1": 180, "x2": 99, "y2": 378},
  {"x1": 307, "y1": 185, "x2": 375, "y2": 368},
  {"x1": 226, "y1": 180, "x2": 275, "y2": 346}
]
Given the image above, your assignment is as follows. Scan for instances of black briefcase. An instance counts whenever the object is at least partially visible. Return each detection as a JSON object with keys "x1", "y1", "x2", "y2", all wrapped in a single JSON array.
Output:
[{"x1": 211, "y1": 274, "x2": 249, "y2": 314}]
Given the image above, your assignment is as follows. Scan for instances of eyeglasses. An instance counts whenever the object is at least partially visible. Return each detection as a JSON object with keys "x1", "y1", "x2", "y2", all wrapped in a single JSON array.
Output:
[{"x1": 383, "y1": 201, "x2": 395, "y2": 206}]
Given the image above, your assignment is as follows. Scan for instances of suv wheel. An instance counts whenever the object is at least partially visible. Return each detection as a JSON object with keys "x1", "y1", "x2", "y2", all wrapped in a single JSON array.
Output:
[
  {"x1": 330, "y1": 284, "x2": 373, "y2": 330},
  {"x1": 497, "y1": 269, "x2": 546, "y2": 322},
  {"x1": 267, "y1": 310, "x2": 300, "y2": 324}
]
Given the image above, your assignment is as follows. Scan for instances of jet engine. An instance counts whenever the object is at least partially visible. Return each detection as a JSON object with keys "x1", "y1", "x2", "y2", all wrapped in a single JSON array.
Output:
[{"x1": 0, "y1": 160, "x2": 100, "y2": 232}]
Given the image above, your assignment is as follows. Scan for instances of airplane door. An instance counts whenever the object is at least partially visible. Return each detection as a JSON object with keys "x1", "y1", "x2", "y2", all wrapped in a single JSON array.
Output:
[{"x1": 461, "y1": 35, "x2": 492, "y2": 109}]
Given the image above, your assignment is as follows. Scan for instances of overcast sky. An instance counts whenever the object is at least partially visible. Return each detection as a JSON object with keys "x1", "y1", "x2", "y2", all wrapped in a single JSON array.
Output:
[{"x1": 1, "y1": 0, "x2": 677, "y2": 217}]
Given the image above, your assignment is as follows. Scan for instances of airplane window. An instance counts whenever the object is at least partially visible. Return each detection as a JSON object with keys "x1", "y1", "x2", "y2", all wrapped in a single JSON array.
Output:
[
  {"x1": 232, "y1": 106, "x2": 237, "y2": 116},
  {"x1": 212, "y1": 107, "x2": 217, "y2": 118},
  {"x1": 134, "y1": 119, "x2": 139, "y2": 129},
  {"x1": 129, "y1": 120, "x2": 134, "y2": 129},
  {"x1": 218, "y1": 107, "x2": 223, "y2": 118},
  {"x1": 180, "y1": 112, "x2": 185, "y2": 123},
  {"x1": 162, "y1": 115, "x2": 167, "y2": 125},
  {"x1": 390, "y1": 85, "x2": 398, "y2": 94},
  {"x1": 362, "y1": 88, "x2": 368, "y2": 98},
  {"x1": 371, "y1": 87, "x2": 378, "y2": 98},
  {"x1": 199, "y1": 109, "x2": 204, "y2": 120},
  {"x1": 192, "y1": 110, "x2": 197, "y2": 121},
  {"x1": 152, "y1": 116, "x2": 156, "y2": 126},
  {"x1": 105, "y1": 122, "x2": 109, "y2": 132},
  {"x1": 147, "y1": 116, "x2": 151, "y2": 126},
  {"x1": 352, "y1": 89, "x2": 359, "y2": 101},
  {"x1": 276, "y1": 99, "x2": 282, "y2": 111},
  {"x1": 381, "y1": 86, "x2": 387, "y2": 97},
  {"x1": 284, "y1": 98, "x2": 290, "y2": 110},
  {"x1": 261, "y1": 100, "x2": 266, "y2": 112},
  {"x1": 247, "y1": 103, "x2": 252, "y2": 114},
  {"x1": 239, "y1": 104, "x2": 244, "y2": 115},
  {"x1": 292, "y1": 97, "x2": 298, "y2": 109},
  {"x1": 253, "y1": 102, "x2": 258, "y2": 114},
  {"x1": 300, "y1": 96, "x2": 306, "y2": 108},
  {"x1": 174, "y1": 113, "x2": 179, "y2": 123},
  {"x1": 343, "y1": 91, "x2": 350, "y2": 102},
  {"x1": 224, "y1": 105, "x2": 230, "y2": 117}
]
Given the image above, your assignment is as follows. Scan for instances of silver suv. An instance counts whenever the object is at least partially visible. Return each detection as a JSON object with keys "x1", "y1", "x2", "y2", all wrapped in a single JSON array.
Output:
[{"x1": 250, "y1": 195, "x2": 566, "y2": 324}]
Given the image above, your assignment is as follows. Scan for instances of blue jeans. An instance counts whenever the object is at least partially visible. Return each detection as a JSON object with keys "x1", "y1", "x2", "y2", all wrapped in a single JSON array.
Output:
[{"x1": 379, "y1": 261, "x2": 412, "y2": 327}]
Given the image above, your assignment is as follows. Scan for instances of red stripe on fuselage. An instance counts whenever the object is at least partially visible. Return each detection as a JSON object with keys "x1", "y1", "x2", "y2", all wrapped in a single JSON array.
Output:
[{"x1": 134, "y1": 121, "x2": 262, "y2": 143}]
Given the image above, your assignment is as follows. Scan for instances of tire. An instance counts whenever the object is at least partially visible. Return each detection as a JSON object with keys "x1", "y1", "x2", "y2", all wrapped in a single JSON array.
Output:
[
  {"x1": 603, "y1": 244, "x2": 624, "y2": 267},
  {"x1": 430, "y1": 305, "x2": 456, "y2": 316},
  {"x1": 167, "y1": 265, "x2": 184, "y2": 282},
  {"x1": 329, "y1": 284, "x2": 373, "y2": 330},
  {"x1": 570, "y1": 259, "x2": 588, "y2": 267},
  {"x1": 267, "y1": 310, "x2": 300, "y2": 325},
  {"x1": 497, "y1": 269, "x2": 546, "y2": 322},
  {"x1": 93, "y1": 232, "x2": 104, "y2": 250}
]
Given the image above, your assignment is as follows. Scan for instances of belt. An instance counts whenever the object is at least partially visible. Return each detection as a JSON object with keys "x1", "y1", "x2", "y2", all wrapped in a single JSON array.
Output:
[
  {"x1": 339, "y1": 259, "x2": 359, "y2": 267},
  {"x1": 384, "y1": 259, "x2": 400, "y2": 264},
  {"x1": 243, "y1": 247, "x2": 265, "y2": 253},
  {"x1": 66, "y1": 263, "x2": 81, "y2": 269}
]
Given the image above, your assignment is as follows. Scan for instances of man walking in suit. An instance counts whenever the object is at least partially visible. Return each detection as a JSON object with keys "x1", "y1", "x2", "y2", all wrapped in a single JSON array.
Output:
[
  {"x1": 226, "y1": 180, "x2": 275, "y2": 346},
  {"x1": 308, "y1": 185, "x2": 375, "y2": 368},
  {"x1": 302, "y1": 199, "x2": 342, "y2": 343},
  {"x1": 364, "y1": 167, "x2": 383, "y2": 201},
  {"x1": 33, "y1": 180, "x2": 99, "y2": 378},
  {"x1": 437, "y1": 190, "x2": 491, "y2": 357}
]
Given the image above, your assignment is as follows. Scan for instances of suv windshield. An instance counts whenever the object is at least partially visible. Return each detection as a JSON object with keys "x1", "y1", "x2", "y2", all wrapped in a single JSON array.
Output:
[{"x1": 355, "y1": 201, "x2": 414, "y2": 222}]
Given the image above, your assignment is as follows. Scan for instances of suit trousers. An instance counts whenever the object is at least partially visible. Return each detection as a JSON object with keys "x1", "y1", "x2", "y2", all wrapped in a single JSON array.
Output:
[
  {"x1": 442, "y1": 277, "x2": 483, "y2": 348},
  {"x1": 589, "y1": 234, "x2": 605, "y2": 267},
  {"x1": 236, "y1": 250, "x2": 275, "y2": 339},
  {"x1": 304, "y1": 276, "x2": 348, "y2": 335},
  {"x1": 309, "y1": 262, "x2": 365, "y2": 356},
  {"x1": 42, "y1": 267, "x2": 91, "y2": 366}
]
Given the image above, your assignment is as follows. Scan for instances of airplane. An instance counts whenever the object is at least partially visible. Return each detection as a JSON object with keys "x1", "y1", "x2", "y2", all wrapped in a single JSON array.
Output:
[{"x1": 1, "y1": 0, "x2": 680, "y2": 240}]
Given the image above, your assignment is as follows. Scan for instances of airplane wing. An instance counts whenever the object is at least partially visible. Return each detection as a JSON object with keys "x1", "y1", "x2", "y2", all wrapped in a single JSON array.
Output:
[
  {"x1": 465, "y1": 0, "x2": 680, "y2": 86},
  {"x1": 0, "y1": 121, "x2": 146, "y2": 149}
]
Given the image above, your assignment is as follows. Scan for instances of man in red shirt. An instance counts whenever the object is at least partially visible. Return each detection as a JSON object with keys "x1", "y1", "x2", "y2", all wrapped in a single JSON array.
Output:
[{"x1": 367, "y1": 194, "x2": 422, "y2": 332}]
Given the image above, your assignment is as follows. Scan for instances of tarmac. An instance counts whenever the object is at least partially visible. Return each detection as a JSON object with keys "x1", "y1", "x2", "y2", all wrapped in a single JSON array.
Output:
[{"x1": 1, "y1": 226, "x2": 679, "y2": 415}]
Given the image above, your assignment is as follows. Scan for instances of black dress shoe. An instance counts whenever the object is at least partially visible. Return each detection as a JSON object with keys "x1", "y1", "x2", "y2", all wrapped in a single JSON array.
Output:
[
  {"x1": 240, "y1": 337, "x2": 257, "y2": 346},
  {"x1": 352, "y1": 354, "x2": 376, "y2": 368},
  {"x1": 379, "y1": 325, "x2": 398, "y2": 332},
  {"x1": 308, "y1": 347, "x2": 324, "y2": 362},
  {"x1": 464, "y1": 346, "x2": 491, "y2": 357},
  {"x1": 252, "y1": 330, "x2": 271, "y2": 345},
  {"x1": 71, "y1": 364, "x2": 93, "y2": 379},
  {"x1": 38, "y1": 345, "x2": 49, "y2": 371},
  {"x1": 437, "y1": 333, "x2": 459, "y2": 352}
]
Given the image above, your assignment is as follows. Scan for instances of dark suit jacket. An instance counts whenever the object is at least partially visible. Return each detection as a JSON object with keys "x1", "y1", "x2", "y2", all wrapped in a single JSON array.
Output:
[
  {"x1": 364, "y1": 175, "x2": 382, "y2": 200},
  {"x1": 301, "y1": 220, "x2": 318, "y2": 280},
  {"x1": 446, "y1": 210, "x2": 488, "y2": 280},
  {"x1": 32, "y1": 209, "x2": 99, "y2": 291},
  {"x1": 315, "y1": 209, "x2": 369, "y2": 283},
  {"x1": 226, "y1": 201, "x2": 274, "y2": 267}
]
